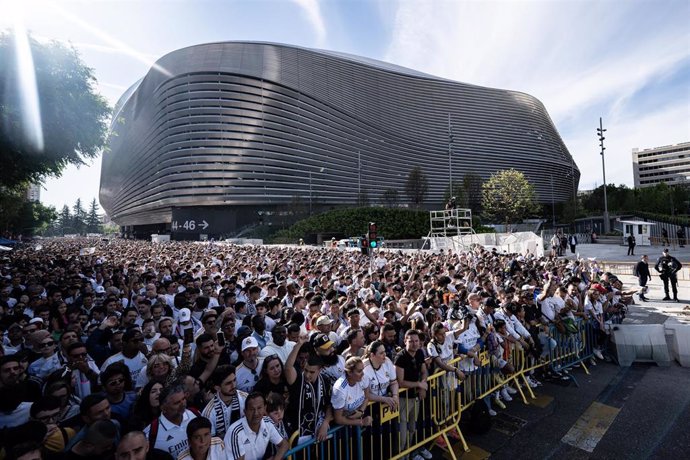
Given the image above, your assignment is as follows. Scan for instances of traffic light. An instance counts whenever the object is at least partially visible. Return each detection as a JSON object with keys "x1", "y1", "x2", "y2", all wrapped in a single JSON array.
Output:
[
  {"x1": 368, "y1": 222, "x2": 378, "y2": 248},
  {"x1": 361, "y1": 236, "x2": 369, "y2": 255}
]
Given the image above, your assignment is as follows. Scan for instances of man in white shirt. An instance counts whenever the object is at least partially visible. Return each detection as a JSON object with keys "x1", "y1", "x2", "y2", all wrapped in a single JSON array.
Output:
[
  {"x1": 236, "y1": 337, "x2": 264, "y2": 393},
  {"x1": 258, "y1": 326, "x2": 294, "y2": 364},
  {"x1": 201, "y1": 365, "x2": 246, "y2": 439},
  {"x1": 224, "y1": 393, "x2": 288, "y2": 460},
  {"x1": 100, "y1": 329, "x2": 148, "y2": 383},
  {"x1": 144, "y1": 383, "x2": 198, "y2": 458}
]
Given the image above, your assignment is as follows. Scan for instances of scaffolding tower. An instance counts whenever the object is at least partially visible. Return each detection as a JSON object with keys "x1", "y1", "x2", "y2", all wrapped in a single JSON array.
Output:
[{"x1": 424, "y1": 208, "x2": 477, "y2": 251}]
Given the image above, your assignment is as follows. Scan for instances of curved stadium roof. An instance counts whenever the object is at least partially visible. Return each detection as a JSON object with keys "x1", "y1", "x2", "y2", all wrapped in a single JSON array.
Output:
[{"x1": 100, "y1": 41, "x2": 579, "y2": 226}]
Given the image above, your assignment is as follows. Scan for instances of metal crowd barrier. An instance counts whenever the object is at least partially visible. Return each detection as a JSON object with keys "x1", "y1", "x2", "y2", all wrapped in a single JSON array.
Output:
[
  {"x1": 547, "y1": 318, "x2": 596, "y2": 386},
  {"x1": 284, "y1": 424, "x2": 361, "y2": 460},
  {"x1": 284, "y1": 320, "x2": 596, "y2": 459}
]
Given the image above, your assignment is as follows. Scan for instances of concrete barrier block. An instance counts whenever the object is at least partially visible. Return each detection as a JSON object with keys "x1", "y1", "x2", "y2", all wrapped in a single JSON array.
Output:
[
  {"x1": 664, "y1": 323, "x2": 690, "y2": 367},
  {"x1": 611, "y1": 324, "x2": 671, "y2": 367}
]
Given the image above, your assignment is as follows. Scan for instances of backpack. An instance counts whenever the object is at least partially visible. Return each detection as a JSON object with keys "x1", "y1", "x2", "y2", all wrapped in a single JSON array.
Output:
[{"x1": 462, "y1": 399, "x2": 493, "y2": 435}]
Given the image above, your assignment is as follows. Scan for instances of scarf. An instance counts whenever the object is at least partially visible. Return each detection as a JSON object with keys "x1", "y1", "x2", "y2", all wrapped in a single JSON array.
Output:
[
  {"x1": 210, "y1": 393, "x2": 241, "y2": 439},
  {"x1": 298, "y1": 374, "x2": 325, "y2": 437}
]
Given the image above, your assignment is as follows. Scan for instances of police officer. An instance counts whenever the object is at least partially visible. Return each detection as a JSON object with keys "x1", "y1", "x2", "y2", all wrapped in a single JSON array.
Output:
[{"x1": 655, "y1": 249, "x2": 682, "y2": 301}]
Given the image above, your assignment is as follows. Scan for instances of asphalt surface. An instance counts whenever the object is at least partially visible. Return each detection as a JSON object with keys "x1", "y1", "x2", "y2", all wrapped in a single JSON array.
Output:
[
  {"x1": 426, "y1": 243, "x2": 690, "y2": 459},
  {"x1": 427, "y1": 361, "x2": 690, "y2": 460}
]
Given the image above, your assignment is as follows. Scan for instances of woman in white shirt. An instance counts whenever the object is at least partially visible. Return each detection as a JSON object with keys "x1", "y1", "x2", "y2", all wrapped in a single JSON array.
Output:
[
  {"x1": 363, "y1": 340, "x2": 399, "y2": 411},
  {"x1": 331, "y1": 357, "x2": 372, "y2": 428}
]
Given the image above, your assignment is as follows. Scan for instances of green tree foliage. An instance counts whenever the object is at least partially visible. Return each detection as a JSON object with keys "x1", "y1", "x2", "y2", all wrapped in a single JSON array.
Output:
[
  {"x1": 482, "y1": 169, "x2": 538, "y2": 229},
  {"x1": 57, "y1": 205, "x2": 72, "y2": 232},
  {"x1": 356, "y1": 188, "x2": 370, "y2": 207},
  {"x1": 72, "y1": 198, "x2": 86, "y2": 235},
  {"x1": 580, "y1": 183, "x2": 690, "y2": 216},
  {"x1": 405, "y1": 166, "x2": 429, "y2": 207},
  {"x1": 270, "y1": 207, "x2": 429, "y2": 243},
  {"x1": 0, "y1": 189, "x2": 56, "y2": 236},
  {"x1": 462, "y1": 172, "x2": 484, "y2": 214},
  {"x1": 0, "y1": 33, "x2": 111, "y2": 189},
  {"x1": 382, "y1": 188, "x2": 399, "y2": 208},
  {"x1": 86, "y1": 198, "x2": 102, "y2": 233}
]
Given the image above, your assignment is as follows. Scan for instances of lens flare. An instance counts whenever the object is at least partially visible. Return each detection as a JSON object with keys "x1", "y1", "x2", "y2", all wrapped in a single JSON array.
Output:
[{"x1": 8, "y1": 1, "x2": 45, "y2": 152}]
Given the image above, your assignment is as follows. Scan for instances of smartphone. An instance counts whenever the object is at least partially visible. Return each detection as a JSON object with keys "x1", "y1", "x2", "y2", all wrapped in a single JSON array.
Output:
[
  {"x1": 183, "y1": 327, "x2": 194, "y2": 345},
  {"x1": 217, "y1": 331, "x2": 226, "y2": 346}
]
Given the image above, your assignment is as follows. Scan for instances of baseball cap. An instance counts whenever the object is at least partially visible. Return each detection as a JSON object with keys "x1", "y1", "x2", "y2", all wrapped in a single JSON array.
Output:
[
  {"x1": 241, "y1": 336, "x2": 259, "y2": 351},
  {"x1": 592, "y1": 284, "x2": 608, "y2": 295},
  {"x1": 29, "y1": 317, "x2": 44, "y2": 325},
  {"x1": 315, "y1": 315, "x2": 333, "y2": 326},
  {"x1": 313, "y1": 333, "x2": 334, "y2": 350},
  {"x1": 95, "y1": 286, "x2": 106, "y2": 295},
  {"x1": 179, "y1": 308, "x2": 192, "y2": 323}
]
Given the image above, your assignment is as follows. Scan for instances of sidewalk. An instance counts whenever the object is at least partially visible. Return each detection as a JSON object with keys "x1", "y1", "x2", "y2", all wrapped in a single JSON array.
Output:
[{"x1": 558, "y1": 243, "x2": 690, "y2": 325}]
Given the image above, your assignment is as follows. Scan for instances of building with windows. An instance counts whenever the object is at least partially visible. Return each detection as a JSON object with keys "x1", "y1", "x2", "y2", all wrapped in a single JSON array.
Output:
[
  {"x1": 633, "y1": 141, "x2": 690, "y2": 188},
  {"x1": 100, "y1": 41, "x2": 579, "y2": 238}
]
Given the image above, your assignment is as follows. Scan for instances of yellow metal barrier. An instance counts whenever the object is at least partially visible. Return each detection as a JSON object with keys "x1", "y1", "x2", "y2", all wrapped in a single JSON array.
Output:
[{"x1": 284, "y1": 320, "x2": 596, "y2": 459}]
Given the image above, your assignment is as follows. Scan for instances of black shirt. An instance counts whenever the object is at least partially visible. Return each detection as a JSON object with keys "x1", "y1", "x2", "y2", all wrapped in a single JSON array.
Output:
[{"x1": 393, "y1": 349, "x2": 425, "y2": 399}]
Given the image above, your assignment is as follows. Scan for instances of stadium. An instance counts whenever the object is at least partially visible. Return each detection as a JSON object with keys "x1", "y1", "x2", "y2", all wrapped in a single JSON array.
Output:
[{"x1": 100, "y1": 41, "x2": 579, "y2": 238}]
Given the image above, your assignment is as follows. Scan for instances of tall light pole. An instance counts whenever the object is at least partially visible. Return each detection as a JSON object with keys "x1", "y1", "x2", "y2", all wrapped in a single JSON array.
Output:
[
  {"x1": 448, "y1": 114, "x2": 454, "y2": 194},
  {"x1": 550, "y1": 174, "x2": 555, "y2": 227},
  {"x1": 308, "y1": 171, "x2": 312, "y2": 215},
  {"x1": 597, "y1": 117, "x2": 610, "y2": 233},
  {"x1": 358, "y1": 149, "x2": 361, "y2": 198}
]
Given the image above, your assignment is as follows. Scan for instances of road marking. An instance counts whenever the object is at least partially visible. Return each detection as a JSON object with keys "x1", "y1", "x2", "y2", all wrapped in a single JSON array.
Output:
[
  {"x1": 447, "y1": 444, "x2": 491, "y2": 459},
  {"x1": 561, "y1": 401, "x2": 620, "y2": 453},
  {"x1": 529, "y1": 394, "x2": 554, "y2": 408}
]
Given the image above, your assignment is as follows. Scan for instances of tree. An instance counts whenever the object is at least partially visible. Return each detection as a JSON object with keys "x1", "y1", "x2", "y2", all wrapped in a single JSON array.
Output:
[
  {"x1": 0, "y1": 33, "x2": 111, "y2": 189},
  {"x1": 482, "y1": 169, "x2": 538, "y2": 230},
  {"x1": 356, "y1": 188, "x2": 370, "y2": 207},
  {"x1": 57, "y1": 205, "x2": 71, "y2": 234},
  {"x1": 405, "y1": 166, "x2": 429, "y2": 207},
  {"x1": 0, "y1": 189, "x2": 56, "y2": 236},
  {"x1": 72, "y1": 198, "x2": 86, "y2": 235},
  {"x1": 382, "y1": 188, "x2": 399, "y2": 208},
  {"x1": 462, "y1": 172, "x2": 484, "y2": 214},
  {"x1": 86, "y1": 198, "x2": 102, "y2": 233}
]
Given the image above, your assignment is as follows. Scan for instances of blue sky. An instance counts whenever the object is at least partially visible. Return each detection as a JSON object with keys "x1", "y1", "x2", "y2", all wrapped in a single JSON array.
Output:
[{"x1": 2, "y1": 0, "x2": 689, "y2": 212}]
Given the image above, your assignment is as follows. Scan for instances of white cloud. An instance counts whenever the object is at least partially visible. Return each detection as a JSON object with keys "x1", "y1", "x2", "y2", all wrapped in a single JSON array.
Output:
[
  {"x1": 291, "y1": 0, "x2": 327, "y2": 46},
  {"x1": 384, "y1": 0, "x2": 690, "y2": 188}
]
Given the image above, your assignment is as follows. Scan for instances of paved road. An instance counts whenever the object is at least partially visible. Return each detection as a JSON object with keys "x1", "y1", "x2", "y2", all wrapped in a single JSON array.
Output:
[{"x1": 434, "y1": 361, "x2": 690, "y2": 459}]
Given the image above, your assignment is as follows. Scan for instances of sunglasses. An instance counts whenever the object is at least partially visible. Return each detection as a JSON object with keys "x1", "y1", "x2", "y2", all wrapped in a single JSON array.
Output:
[
  {"x1": 39, "y1": 341, "x2": 56, "y2": 348},
  {"x1": 70, "y1": 352, "x2": 88, "y2": 359}
]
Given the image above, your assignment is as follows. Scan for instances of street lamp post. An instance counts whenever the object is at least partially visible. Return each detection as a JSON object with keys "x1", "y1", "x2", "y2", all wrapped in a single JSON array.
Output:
[
  {"x1": 550, "y1": 174, "x2": 556, "y2": 227},
  {"x1": 448, "y1": 114, "x2": 454, "y2": 194},
  {"x1": 597, "y1": 117, "x2": 610, "y2": 233}
]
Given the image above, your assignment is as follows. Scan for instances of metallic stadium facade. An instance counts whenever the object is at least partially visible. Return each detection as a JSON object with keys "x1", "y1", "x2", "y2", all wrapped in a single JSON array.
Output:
[{"x1": 100, "y1": 41, "x2": 579, "y2": 237}]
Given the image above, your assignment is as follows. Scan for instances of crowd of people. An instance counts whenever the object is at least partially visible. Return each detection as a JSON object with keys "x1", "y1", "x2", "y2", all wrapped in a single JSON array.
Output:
[{"x1": 0, "y1": 238, "x2": 635, "y2": 460}]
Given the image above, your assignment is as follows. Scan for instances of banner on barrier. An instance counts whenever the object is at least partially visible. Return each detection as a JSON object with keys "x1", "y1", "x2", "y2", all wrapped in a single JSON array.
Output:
[{"x1": 380, "y1": 402, "x2": 399, "y2": 423}]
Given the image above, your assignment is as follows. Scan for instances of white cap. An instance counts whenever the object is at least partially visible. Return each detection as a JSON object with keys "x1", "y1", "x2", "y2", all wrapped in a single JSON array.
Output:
[
  {"x1": 179, "y1": 308, "x2": 192, "y2": 323},
  {"x1": 29, "y1": 317, "x2": 44, "y2": 325},
  {"x1": 315, "y1": 316, "x2": 333, "y2": 326},
  {"x1": 241, "y1": 336, "x2": 259, "y2": 351},
  {"x1": 94, "y1": 286, "x2": 106, "y2": 294}
]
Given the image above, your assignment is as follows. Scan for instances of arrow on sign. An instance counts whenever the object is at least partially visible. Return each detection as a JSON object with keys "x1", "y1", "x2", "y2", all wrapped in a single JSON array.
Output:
[{"x1": 200, "y1": 220, "x2": 209, "y2": 230}]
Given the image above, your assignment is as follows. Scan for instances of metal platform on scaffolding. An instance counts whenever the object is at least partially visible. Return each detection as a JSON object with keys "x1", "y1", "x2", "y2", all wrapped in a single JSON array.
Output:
[{"x1": 423, "y1": 208, "x2": 479, "y2": 252}]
